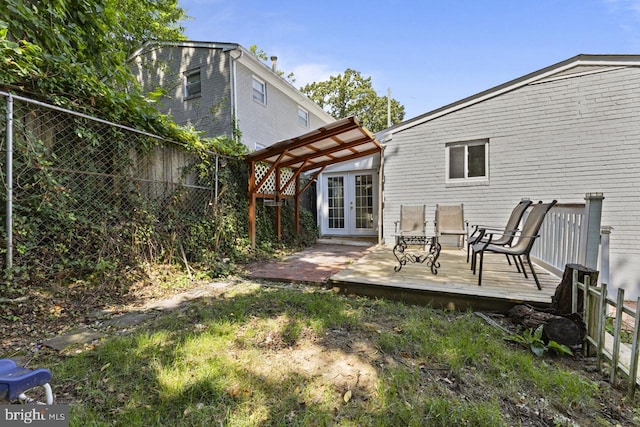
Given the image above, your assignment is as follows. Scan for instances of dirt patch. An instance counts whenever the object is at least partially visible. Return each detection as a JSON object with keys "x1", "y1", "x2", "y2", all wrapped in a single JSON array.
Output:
[{"x1": 235, "y1": 317, "x2": 381, "y2": 405}]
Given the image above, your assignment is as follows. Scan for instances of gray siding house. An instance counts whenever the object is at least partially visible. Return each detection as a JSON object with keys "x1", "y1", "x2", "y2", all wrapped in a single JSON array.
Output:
[
  {"x1": 129, "y1": 41, "x2": 334, "y2": 150},
  {"x1": 377, "y1": 54, "x2": 640, "y2": 299}
]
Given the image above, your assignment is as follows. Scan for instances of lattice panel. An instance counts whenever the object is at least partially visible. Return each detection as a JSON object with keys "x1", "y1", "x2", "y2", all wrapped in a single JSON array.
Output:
[{"x1": 255, "y1": 163, "x2": 295, "y2": 196}]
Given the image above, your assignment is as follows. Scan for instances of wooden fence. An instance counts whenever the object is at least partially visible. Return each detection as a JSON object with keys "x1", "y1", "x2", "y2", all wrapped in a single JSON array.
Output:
[{"x1": 574, "y1": 272, "x2": 640, "y2": 399}]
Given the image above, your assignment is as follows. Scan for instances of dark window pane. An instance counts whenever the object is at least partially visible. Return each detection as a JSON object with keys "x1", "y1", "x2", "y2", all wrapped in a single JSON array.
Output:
[
  {"x1": 468, "y1": 144, "x2": 486, "y2": 177},
  {"x1": 186, "y1": 71, "x2": 201, "y2": 97},
  {"x1": 449, "y1": 146, "x2": 465, "y2": 179}
]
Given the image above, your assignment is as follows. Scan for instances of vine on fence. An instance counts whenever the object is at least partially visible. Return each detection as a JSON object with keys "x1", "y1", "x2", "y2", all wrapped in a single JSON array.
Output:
[{"x1": 1, "y1": 99, "x2": 317, "y2": 297}]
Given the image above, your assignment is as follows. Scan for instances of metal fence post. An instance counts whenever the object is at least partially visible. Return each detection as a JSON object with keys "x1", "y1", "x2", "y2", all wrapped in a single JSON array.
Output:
[
  {"x1": 215, "y1": 154, "x2": 219, "y2": 206},
  {"x1": 5, "y1": 94, "x2": 13, "y2": 273}
]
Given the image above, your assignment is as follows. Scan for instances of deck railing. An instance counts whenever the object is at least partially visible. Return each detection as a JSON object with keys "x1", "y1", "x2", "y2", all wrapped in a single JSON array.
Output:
[
  {"x1": 530, "y1": 193, "x2": 609, "y2": 283},
  {"x1": 573, "y1": 274, "x2": 640, "y2": 399}
]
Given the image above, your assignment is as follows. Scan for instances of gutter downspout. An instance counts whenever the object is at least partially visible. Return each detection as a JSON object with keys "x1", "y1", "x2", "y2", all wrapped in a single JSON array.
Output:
[
  {"x1": 230, "y1": 48, "x2": 242, "y2": 143},
  {"x1": 378, "y1": 146, "x2": 384, "y2": 245}
]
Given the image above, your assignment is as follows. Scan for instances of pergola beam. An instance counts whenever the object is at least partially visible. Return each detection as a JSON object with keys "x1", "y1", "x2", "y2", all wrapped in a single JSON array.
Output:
[
  {"x1": 248, "y1": 118, "x2": 364, "y2": 163},
  {"x1": 299, "y1": 147, "x2": 382, "y2": 173},
  {"x1": 245, "y1": 117, "x2": 382, "y2": 248}
]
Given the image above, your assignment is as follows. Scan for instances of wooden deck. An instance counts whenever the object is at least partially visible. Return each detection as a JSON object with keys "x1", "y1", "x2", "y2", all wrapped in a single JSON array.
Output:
[{"x1": 329, "y1": 245, "x2": 560, "y2": 313}]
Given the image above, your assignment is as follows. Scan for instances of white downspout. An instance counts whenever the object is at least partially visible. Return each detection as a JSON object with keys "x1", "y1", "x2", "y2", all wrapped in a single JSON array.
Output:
[{"x1": 230, "y1": 48, "x2": 242, "y2": 143}]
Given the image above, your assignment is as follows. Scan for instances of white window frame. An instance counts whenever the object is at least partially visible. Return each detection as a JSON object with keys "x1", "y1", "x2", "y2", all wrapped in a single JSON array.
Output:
[
  {"x1": 184, "y1": 68, "x2": 202, "y2": 99},
  {"x1": 297, "y1": 106, "x2": 309, "y2": 128},
  {"x1": 445, "y1": 139, "x2": 489, "y2": 185},
  {"x1": 252, "y1": 76, "x2": 266, "y2": 105}
]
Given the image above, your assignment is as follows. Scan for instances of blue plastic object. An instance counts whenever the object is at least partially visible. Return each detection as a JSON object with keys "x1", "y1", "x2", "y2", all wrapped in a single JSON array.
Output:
[{"x1": 0, "y1": 359, "x2": 52, "y2": 402}]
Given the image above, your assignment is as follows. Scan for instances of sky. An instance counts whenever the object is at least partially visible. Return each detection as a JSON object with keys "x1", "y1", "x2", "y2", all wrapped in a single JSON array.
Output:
[{"x1": 177, "y1": 0, "x2": 640, "y2": 120}]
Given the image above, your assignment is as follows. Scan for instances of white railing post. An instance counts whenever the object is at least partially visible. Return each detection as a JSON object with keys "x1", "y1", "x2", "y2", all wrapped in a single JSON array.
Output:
[
  {"x1": 581, "y1": 193, "x2": 604, "y2": 270},
  {"x1": 599, "y1": 226, "x2": 612, "y2": 286}
]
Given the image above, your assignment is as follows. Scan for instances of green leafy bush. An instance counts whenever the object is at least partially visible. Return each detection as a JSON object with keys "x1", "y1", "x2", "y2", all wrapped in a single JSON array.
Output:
[{"x1": 506, "y1": 325, "x2": 573, "y2": 357}]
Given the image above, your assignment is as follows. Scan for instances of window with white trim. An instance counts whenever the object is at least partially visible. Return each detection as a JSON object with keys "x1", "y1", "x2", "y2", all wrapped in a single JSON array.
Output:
[
  {"x1": 252, "y1": 77, "x2": 266, "y2": 104},
  {"x1": 184, "y1": 69, "x2": 201, "y2": 99},
  {"x1": 446, "y1": 140, "x2": 488, "y2": 182},
  {"x1": 297, "y1": 107, "x2": 309, "y2": 128}
]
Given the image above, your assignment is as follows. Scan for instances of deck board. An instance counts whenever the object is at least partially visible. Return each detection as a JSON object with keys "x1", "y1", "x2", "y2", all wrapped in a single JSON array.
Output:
[{"x1": 329, "y1": 246, "x2": 559, "y2": 312}]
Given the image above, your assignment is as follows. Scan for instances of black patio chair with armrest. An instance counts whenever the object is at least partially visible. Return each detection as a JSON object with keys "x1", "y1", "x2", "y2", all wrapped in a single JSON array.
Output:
[
  {"x1": 466, "y1": 199, "x2": 533, "y2": 262},
  {"x1": 471, "y1": 200, "x2": 557, "y2": 290}
]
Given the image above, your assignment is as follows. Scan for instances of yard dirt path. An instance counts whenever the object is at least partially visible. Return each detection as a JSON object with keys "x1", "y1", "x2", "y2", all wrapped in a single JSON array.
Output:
[{"x1": 1, "y1": 242, "x2": 374, "y2": 359}]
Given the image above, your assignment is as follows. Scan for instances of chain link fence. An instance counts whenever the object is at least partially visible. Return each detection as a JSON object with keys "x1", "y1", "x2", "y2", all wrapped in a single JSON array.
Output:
[{"x1": 1, "y1": 92, "x2": 244, "y2": 288}]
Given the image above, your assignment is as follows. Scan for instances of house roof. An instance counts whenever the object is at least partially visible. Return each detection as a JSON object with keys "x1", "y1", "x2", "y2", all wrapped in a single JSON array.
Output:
[
  {"x1": 378, "y1": 54, "x2": 640, "y2": 141},
  {"x1": 245, "y1": 116, "x2": 382, "y2": 174},
  {"x1": 128, "y1": 40, "x2": 240, "y2": 60}
]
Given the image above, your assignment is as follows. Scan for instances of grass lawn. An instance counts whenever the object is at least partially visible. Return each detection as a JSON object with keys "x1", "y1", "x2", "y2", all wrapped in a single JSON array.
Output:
[{"x1": 31, "y1": 281, "x2": 638, "y2": 426}]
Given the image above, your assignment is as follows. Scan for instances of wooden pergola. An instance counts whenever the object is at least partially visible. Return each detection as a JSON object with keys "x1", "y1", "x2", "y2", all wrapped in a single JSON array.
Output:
[{"x1": 245, "y1": 116, "x2": 383, "y2": 248}]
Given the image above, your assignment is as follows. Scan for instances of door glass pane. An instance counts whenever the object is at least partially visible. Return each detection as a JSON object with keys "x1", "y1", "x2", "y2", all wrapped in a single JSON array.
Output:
[
  {"x1": 328, "y1": 177, "x2": 344, "y2": 229},
  {"x1": 468, "y1": 144, "x2": 486, "y2": 177},
  {"x1": 354, "y1": 174, "x2": 373, "y2": 230},
  {"x1": 449, "y1": 146, "x2": 465, "y2": 179}
]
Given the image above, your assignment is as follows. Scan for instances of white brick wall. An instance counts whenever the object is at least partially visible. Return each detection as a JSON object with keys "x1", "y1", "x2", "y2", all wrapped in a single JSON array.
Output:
[{"x1": 383, "y1": 66, "x2": 640, "y2": 298}]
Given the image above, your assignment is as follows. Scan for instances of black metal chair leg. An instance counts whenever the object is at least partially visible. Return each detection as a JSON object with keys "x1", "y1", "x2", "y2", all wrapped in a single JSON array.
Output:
[
  {"x1": 512, "y1": 255, "x2": 522, "y2": 273},
  {"x1": 471, "y1": 248, "x2": 478, "y2": 273},
  {"x1": 515, "y1": 255, "x2": 527, "y2": 278},
  {"x1": 526, "y1": 254, "x2": 542, "y2": 290},
  {"x1": 477, "y1": 251, "x2": 484, "y2": 286}
]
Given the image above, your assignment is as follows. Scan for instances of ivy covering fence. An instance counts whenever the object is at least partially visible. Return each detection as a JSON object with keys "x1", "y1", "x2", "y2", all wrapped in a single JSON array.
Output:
[{"x1": 0, "y1": 92, "x2": 314, "y2": 295}]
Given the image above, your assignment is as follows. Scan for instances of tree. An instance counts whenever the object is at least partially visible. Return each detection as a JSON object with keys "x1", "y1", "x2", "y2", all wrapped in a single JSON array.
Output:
[
  {"x1": 1, "y1": 0, "x2": 186, "y2": 86},
  {"x1": 0, "y1": 0, "x2": 188, "y2": 135},
  {"x1": 300, "y1": 69, "x2": 404, "y2": 133}
]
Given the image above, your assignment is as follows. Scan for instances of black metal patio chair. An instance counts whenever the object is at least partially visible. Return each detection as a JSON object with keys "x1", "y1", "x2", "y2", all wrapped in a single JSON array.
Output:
[
  {"x1": 466, "y1": 198, "x2": 533, "y2": 262},
  {"x1": 471, "y1": 200, "x2": 557, "y2": 289}
]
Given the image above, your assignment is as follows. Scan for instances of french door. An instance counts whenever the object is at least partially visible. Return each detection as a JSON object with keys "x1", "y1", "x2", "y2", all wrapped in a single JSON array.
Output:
[{"x1": 324, "y1": 171, "x2": 377, "y2": 236}]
